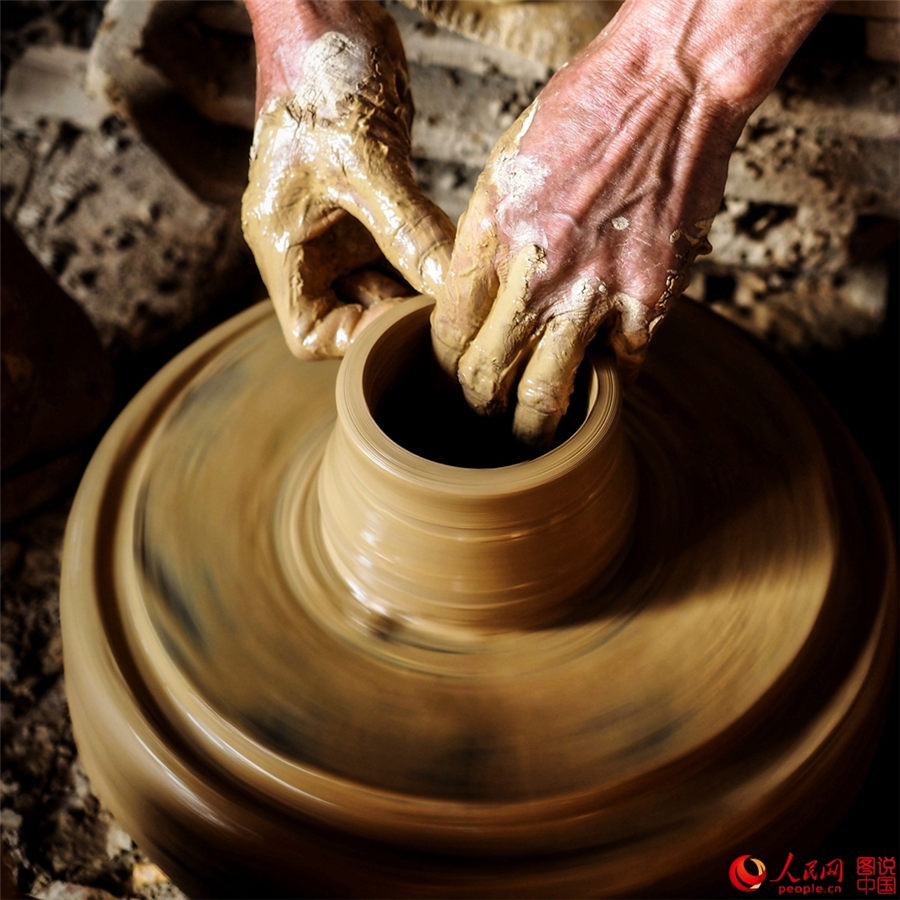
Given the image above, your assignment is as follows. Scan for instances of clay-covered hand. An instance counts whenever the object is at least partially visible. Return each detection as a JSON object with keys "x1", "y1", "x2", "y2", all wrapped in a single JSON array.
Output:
[
  {"x1": 431, "y1": 0, "x2": 828, "y2": 446},
  {"x1": 242, "y1": 1, "x2": 454, "y2": 358}
]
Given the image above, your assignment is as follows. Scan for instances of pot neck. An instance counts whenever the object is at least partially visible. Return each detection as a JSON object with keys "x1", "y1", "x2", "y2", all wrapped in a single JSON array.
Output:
[{"x1": 316, "y1": 298, "x2": 637, "y2": 639}]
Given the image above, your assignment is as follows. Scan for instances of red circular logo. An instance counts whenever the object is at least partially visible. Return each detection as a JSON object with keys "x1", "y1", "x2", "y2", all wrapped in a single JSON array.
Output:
[{"x1": 729, "y1": 855, "x2": 767, "y2": 892}]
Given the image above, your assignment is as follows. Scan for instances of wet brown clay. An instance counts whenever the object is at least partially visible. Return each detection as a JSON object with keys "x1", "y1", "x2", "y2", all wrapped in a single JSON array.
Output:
[
  {"x1": 61, "y1": 297, "x2": 897, "y2": 898},
  {"x1": 319, "y1": 299, "x2": 635, "y2": 637}
]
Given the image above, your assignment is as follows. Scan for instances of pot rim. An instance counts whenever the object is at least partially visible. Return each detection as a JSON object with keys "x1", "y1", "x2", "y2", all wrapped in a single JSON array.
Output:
[{"x1": 336, "y1": 296, "x2": 622, "y2": 495}]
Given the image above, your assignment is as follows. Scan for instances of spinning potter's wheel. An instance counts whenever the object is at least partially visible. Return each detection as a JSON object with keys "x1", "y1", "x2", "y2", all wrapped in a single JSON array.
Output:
[{"x1": 61, "y1": 297, "x2": 896, "y2": 898}]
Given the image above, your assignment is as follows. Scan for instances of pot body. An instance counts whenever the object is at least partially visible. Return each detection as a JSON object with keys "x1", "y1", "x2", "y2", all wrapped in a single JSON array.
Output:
[
  {"x1": 318, "y1": 299, "x2": 636, "y2": 635},
  {"x1": 60, "y1": 297, "x2": 897, "y2": 898}
]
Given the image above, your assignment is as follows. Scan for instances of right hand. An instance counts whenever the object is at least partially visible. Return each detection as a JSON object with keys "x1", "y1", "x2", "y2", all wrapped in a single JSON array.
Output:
[
  {"x1": 242, "y1": 1, "x2": 455, "y2": 358},
  {"x1": 431, "y1": 0, "x2": 830, "y2": 447}
]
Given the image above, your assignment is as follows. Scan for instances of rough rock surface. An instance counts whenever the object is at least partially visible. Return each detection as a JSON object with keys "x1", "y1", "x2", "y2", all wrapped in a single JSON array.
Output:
[
  {"x1": 1, "y1": 112, "x2": 257, "y2": 380},
  {"x1": 2, "y1": 3, "x2": 259, "y2": 390}
]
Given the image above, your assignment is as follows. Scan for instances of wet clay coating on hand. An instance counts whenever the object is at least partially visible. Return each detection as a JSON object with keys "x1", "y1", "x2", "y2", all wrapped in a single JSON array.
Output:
[
  {"x1": 430, "y1": 93, "x2": 715, "y2": 450},
  {"x1": 241, "y1": 24, "x2": 453, "y2": 359},
  {"x1": 61, "y1": 298, "x2": 896, "y2": 898},
  {"x1": 430, "y1": 0, "x2": 830, "y2": 449}
]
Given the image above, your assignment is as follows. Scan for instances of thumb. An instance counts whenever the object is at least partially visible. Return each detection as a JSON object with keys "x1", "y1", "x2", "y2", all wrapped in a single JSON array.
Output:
[{"x1": 343, "y1": 160, "x2": 455, "y2": 300}]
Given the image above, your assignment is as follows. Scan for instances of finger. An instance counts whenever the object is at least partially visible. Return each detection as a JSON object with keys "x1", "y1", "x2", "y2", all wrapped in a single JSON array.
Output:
[
  {"x1": 456, "y1": 244, "x2": 548, "y2": 416},
  {"x1": 342, "y1": 161, "x2": 455, "y2": 300},
  {"x1": 512, "y1": 316, "x2": 588, "y2": 448},
  {"x1": 430, "y1": 186, "x2": 500, "y2": 376},
  {"x1": 289, "y1": 296, "x2": 398, "y2": 359},
  {"x1": 245, "y1": 205, "x2": 385, "y2": 358},
  {"x1": 270, "y1": 241, "x2": 398, "y2": 358},
  {"x1": 607, "y1": 291, "x2": 657, "y2": 382},
  {"x1": 263, "y1": 239, "x2": 336, "y2": 358},
  {"x1": 333, "y1": 269, "x2": 416, "y2": 307}
]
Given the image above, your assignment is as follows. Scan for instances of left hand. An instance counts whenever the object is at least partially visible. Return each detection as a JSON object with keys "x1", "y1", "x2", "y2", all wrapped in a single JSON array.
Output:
[{"x1": 242, "y1": 0, "x2": 455, "y2": 359}]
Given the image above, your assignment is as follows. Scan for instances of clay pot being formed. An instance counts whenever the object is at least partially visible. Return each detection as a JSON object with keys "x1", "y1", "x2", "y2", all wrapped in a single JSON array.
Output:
[
  {"x1": 319, "y1": 299, "x2": 635, "y2": 638},
  {"x1": 61, "y1": 296, "x2": 896, "y2": 898}
]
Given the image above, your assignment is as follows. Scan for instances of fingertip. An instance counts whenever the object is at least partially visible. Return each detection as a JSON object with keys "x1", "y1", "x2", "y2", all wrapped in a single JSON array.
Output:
[
  {"x1": 348, "y1": 167, "x2": 456, "y2": 299},
  {"x1": 512, "y1": 369, "x2": 569, "y2": 449},
  {"x1": 512, "y1": 404, "x2": 560, "y2": 450},
  {"x1": 457, "y1": 343, "x2": 517, "y2": 417},
  {"x1": 511, "y1": 316, "x2": 586, "y2": 447},
  {"x1": 429, "y1": 308, "x2": 465, "y2": 377},
  {"x1": 354, "y1": 297, "x2": 401, "y2": 337},
  {"x1": 607, "y1": 324, "x2": 650, "y2": 383},
  {"x1": 277, "y1": 294, "x2": 336, "y2": 359},
  {"x1": 608, "y1": 339, "x2": 646, "y2": 383}
]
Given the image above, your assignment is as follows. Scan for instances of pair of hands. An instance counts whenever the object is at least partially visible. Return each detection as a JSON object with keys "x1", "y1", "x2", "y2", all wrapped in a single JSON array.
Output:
[{"x1": 241, "y1": 0, "x2": 820, "y2": 446}]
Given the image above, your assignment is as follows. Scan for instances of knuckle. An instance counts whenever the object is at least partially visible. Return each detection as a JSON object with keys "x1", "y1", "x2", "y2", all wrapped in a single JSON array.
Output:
[
  {"x1": 281, "y1": 313, "x2": 317, "y2": 359},
  {"x1": 430, "y1": 313, "x2": 470, "y2": 357},
  {"x1": 281, "y1": 297, "x2": 338, "y2": 360},
  {"x1": 458, "y1": 353, "x2": 504, "y2": 413},
  {"x1": 517, "y1": 374, "x2": 567, "y2": 416},
  {"x1": 458, "y1": 361, "x2": 496, "y2": 404}
]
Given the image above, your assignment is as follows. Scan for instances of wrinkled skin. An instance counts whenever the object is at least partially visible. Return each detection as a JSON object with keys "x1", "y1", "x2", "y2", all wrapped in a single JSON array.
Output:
[
  {"x1": 243, "y1": 0, "x2": 828, "y2": 444},
  {"x1": 430, "y1": 0, "x2": 829, "y2": 446},
  {"x1": 241, "y1": 2, "x2": 454, "y2": 358},
  {"x1": 430, "y1": 73, "x2": 727, "y2": 446}
]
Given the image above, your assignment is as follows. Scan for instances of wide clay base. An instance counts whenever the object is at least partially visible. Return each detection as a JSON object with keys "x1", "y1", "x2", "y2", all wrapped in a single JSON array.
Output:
[{"x1": 61, "y1": 298, "x2": 896, "y2": 898}]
